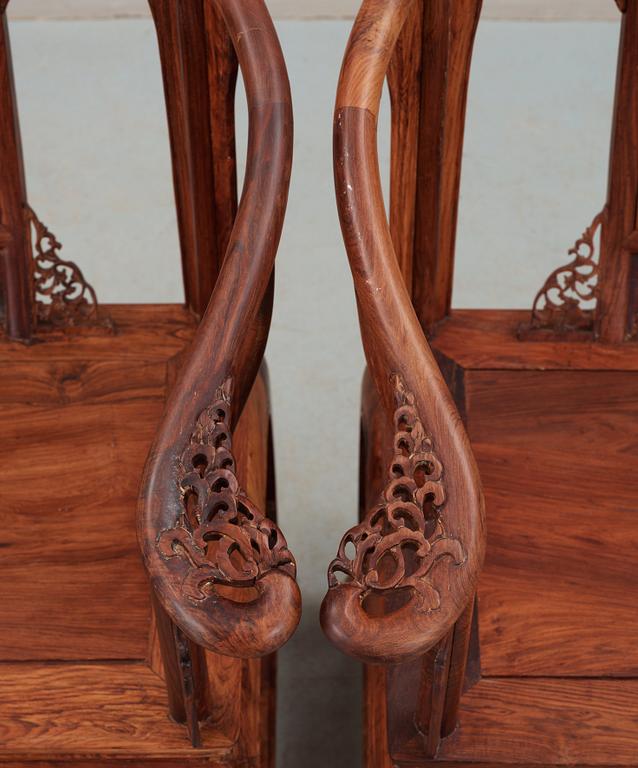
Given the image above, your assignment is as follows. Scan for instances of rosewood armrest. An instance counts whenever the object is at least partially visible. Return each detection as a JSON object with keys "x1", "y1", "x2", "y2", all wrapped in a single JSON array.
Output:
[
  {"x1": 320, "y1": 0, "x2": 485, "y2": 665},
  {"x1": 138, "y1": 0, "x2": 300, "y2": 660}
]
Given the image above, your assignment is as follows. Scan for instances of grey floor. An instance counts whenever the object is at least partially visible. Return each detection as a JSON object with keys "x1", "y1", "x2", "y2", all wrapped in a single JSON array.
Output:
[{"x1": 9, "y1": 17, "x2": 619, "y2": 768}]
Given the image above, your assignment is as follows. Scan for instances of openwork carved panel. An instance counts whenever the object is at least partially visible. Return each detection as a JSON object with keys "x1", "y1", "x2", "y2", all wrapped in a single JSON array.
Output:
[
  {"x1": 327, "y1": 375, "x2": 465, "y2": 613},
  {"x1": 523, "y1": 209, "x2": 606, "y2": 336},
  {"x1": 26, "y1": 206, "x2": 107, "y2": 329},
  {"x1": 157, "y1": 379, "x2": 296, "y2": 602}
]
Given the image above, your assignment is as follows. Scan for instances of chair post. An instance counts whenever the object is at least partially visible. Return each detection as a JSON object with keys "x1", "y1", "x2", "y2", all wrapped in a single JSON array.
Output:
[
  {"x1": 149, "y1": 0, "x2": 238, "y2": 319},
  {"x1": 407, "y1": 0, "x2": 482, "y2": 335},
  {"x1": 0, "y1": 8, "x2": 33, "y2": 341},
  {"x1": 597, "y1": 1, "x2": 638, "y2": 342}
]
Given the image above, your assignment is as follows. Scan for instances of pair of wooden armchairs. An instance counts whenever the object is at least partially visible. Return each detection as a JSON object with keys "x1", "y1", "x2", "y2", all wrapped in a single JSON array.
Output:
[{"x1": 1, "y1": 0, "x2": 636, "y2": 766}]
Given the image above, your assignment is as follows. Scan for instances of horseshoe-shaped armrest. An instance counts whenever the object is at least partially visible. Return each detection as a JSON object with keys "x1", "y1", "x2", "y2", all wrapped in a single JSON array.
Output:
[
  {"x1": 138, "y1": 0, "x2": 300, "y2": 660},
  {"x1": 320, "y1": 0, "x2": 485, "y2": 665}
]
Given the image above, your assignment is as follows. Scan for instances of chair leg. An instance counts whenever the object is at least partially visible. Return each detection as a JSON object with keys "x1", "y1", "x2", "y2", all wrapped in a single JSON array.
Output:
[
  {"x1": 151, "y1": 591, "x2": 210, "y2": 748},
  {"x1": 441, "y1": 596, "x2": 476, "y2": 737},
  {"x1": 415, "y1": 631, "x2": 453, "y2": 758}
]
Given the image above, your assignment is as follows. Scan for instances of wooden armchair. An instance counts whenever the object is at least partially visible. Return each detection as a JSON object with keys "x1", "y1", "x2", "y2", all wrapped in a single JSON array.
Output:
[
  {"x1": 320, "y1": 0, "x2": 485, "y2": 762},
  {"x1": 320, "y1": 2, "x2": 638, "y2": 767},
  {"x1": 0, "y1": 0, "x2": 298, "y2": 763}
]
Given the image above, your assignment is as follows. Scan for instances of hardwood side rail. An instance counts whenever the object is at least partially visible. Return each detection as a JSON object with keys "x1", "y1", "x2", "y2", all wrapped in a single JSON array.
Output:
[
  {"x1": 320, "y1": 0, "x2": 485, "y2": 665},
  {"x1": 138, "y1": 0, "x2": 300, "y2": 660}
]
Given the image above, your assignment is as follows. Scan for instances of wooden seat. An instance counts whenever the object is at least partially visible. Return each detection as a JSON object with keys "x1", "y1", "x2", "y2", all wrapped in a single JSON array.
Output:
[{"x1": 0, "y1": 0, "x2": 298, "y2": 764}]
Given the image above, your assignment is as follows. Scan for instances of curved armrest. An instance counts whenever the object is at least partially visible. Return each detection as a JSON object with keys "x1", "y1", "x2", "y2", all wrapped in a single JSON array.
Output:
[
  {"x1": 320, "y1": 0, "x2": 485, "y2": 665},
  {"x1": 138, "y1": 0, "x2": 300, "y2": 660}
]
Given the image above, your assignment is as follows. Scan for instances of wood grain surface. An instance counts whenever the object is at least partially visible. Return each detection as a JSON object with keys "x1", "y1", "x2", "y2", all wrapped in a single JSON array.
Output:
[
  {"x1": 139, "y1": 0, "x2": 300, "y2": 661},
  {"x1": 434, "y1": 678, "x2": 638, "y2": 766},
  {"x1": 0, "y1": 305, "x2": 197, "y2": 362},
  {"x1": 0, "y1": 10, "x2": 33, "y2": 339},
  {"x1": 0, "y1": 304, "x2": 196, "y2": 661},
  {"x1": 0, "y1": 662, "x2": 234, "y2": 759},
  {"x1": 0, "y1": 318, "x2": 278, "y2": 762},
  {"x1": 323, "y1": 0, "x2": 485, "y2": 666},
  {"x1": 411, "y1": 0, "x2": 482, "y2": 333},
  {"x1": 387, "y1": 0, "x2": 422, "y2": 289},
  {"x1": 434, "y1": 310, "x2": 638, "y2": 371},
  {"x1": 597, "y1": 0, "x2": 638, "y2": 342},
  {"x1": 149, "y1": 0, "x2": 238, "y2": 318},
  {"x1": 468, "y1": 368, "x2": 638, "y2": 677}
]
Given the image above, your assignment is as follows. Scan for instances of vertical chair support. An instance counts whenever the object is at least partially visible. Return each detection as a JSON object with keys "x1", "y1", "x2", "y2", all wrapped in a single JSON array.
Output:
[
  {"x1": 387, "y1": 1, "x2": 423, "y2": 288},
  {"x1": 412, "y1": 1, "x2": 482, "y2": 333},
  {"x1": 322, "y1": 1, "x2": 485, "y2": 764},
  {"x1": 596, "y1": 0, "x2": 638, "y2": 342},
  {"x1": 150, "y1": 0, "x2": 238, "y2": 318},
  {"x1": 0, "y1": 6, "x2": 32, "y2": 340},
  {"x1": 387, "y1": 0, "x2": 482, "y2": 334}
]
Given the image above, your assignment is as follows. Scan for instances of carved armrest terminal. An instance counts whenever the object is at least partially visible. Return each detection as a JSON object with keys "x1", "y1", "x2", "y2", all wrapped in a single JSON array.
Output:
[
  {"x1": 320, "y1": 0, "x2": 485, "y2": 667},
  {"x1": 137, "y1": 0, "x2": 300, "y2": 738}
]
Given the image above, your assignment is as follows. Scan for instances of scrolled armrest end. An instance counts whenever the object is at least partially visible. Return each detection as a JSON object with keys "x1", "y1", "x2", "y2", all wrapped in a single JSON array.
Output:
[
  {"x1": 155, "y1": 567, "x2": 301, "y2": 659},
  {"x1": 141, "y1": 378, "x2": 301, "y2": 659},
  {"x1": 320, "y1": 374, "x2": 480, "y2": 665}
]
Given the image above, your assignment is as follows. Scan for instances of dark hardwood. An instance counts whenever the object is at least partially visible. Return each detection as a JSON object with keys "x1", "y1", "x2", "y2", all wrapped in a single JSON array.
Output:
[
  {"x1": 386, "y1": 0, "x2": 422, "y2": 288},
  {"x1": 138, "y1": 0, "x2": 300, "y2": 666},
  {"x1": 1, "y1": 0, "x2": 296, "y2": 760},
  {"x1": 432, "y1": 313, "x2": 638, "y2": 679},
  {"x1": 0, "y1": 306, "x2": 282, "y2": 764},
  {"x1": 411, "y1": 0, "x2": 482, "y2": 333},
  {"x1": 360, "y1": 314, "x2": 638, "y2": 766},
  {"x1": 149, "y1": 0, "x2": 237, "y2": 319},
  {"x1": 0, "y1": 306, "x2": 190, "y2": 662},
  {"x1": 598, "y1": 0, "x2": 638, "y2": 341},
  {"x1": 324, "y1": 0, "x2": 638, "y2": 766},
  {"x1": 321, "y1": 3, "x2": 485, "y2": 763},
  {"x1": 0, "y1": 662, "x2": 234, "y2": 760},
  {"x1": 0, "y1": 9, "x2": 32, "y2": 339},
  {"x1": 367, "y1": 0, "x2": 637, "y2": 756},
  {"x1": 393, "y1": 677, "x2": 638, "y2": 766}
]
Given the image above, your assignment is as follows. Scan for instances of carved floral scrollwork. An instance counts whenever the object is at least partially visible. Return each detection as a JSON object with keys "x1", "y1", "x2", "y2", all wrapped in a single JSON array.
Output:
[
  {"x1": 26, "y1": 205, "x2": 105, "y2": 329},
  {"x1": 157, "y1": 379, "x2": 296, "y2": 602},
  {"x1": 327, "y1": 375, "x2": 466, "y2": 613},
  {"x1": 524, "y1": 209, "x2": 606, "y2": 335}
]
